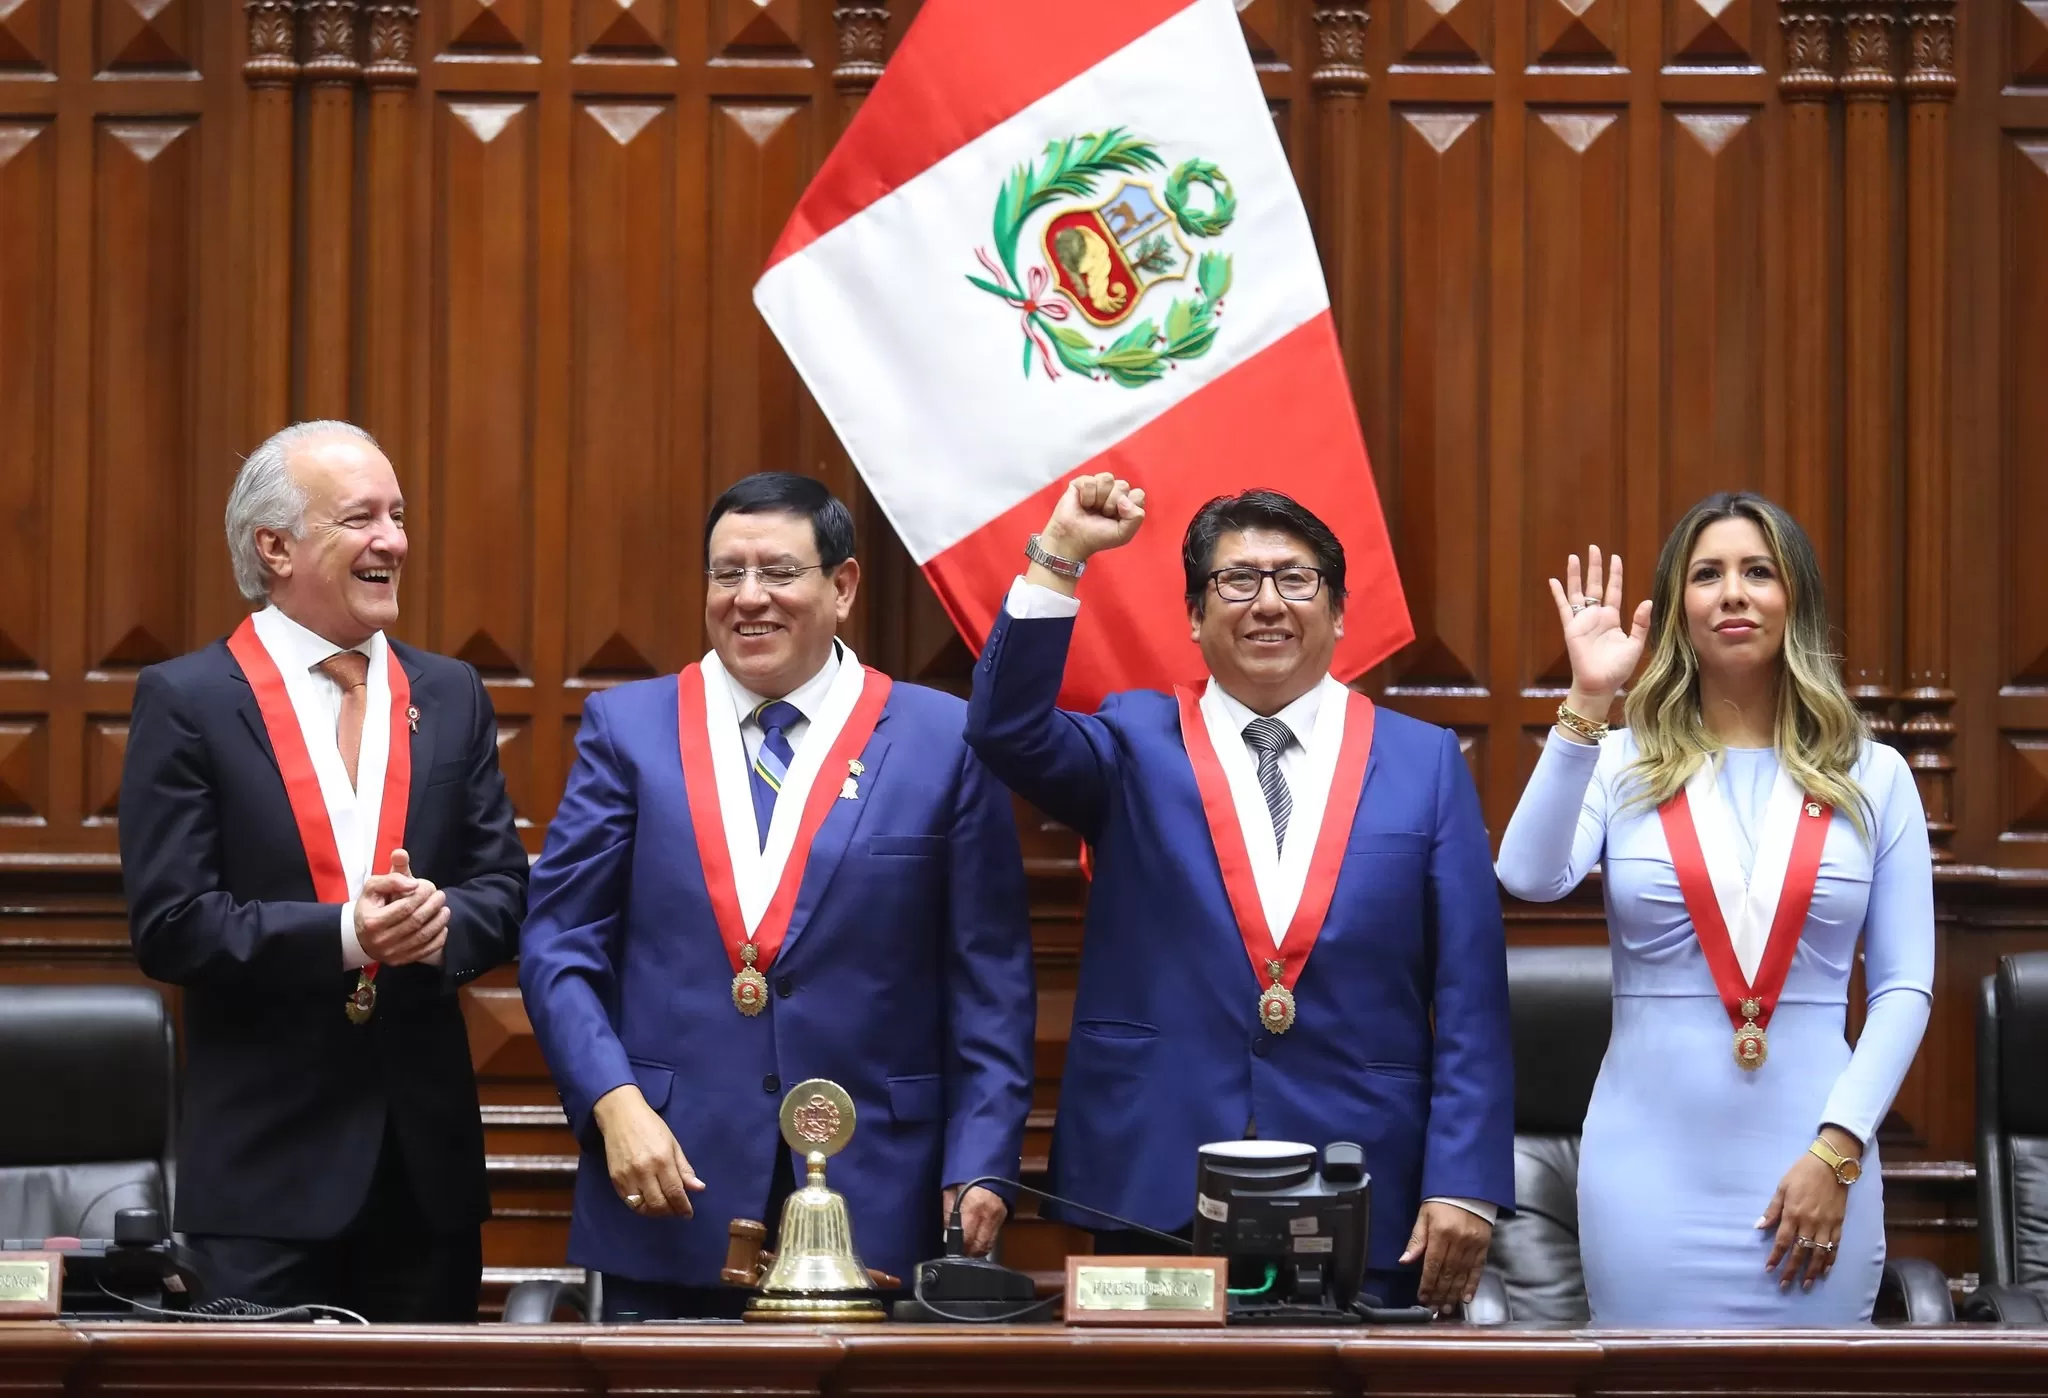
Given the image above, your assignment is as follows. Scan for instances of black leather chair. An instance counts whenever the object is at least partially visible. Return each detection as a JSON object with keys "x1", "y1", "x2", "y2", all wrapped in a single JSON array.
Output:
[
  {"x1": 1480, "y1": 944, "x2": 1953, "y2": 1324},
  {"x1": 1484, "y1": 944, "x2": 1610, "y2": 1324},
  {"x1": 1961, "y1": 953, "x2": 2048, "y2": 1322},
  {"x1": 0, "y1": 984, "x2": 178, "y2": 1241}
]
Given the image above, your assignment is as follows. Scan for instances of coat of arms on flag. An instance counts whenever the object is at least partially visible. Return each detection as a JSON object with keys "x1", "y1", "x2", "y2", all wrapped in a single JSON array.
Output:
[{"x1": 968, "y1": 130, "x2": 1237, "y2": 386}]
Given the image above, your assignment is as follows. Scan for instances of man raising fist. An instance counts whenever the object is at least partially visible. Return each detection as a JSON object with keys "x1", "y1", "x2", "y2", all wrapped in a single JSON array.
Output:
[{"x1": 967, "y1": 474, "x2": 1513, "y2": 1314}]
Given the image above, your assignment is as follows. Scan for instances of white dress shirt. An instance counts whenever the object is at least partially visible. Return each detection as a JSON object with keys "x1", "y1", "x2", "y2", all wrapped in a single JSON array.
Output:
[
  {"x1": 727, "y1": 641, "x2": 843, "y2": 765},
  {"x1": 1002, "y1": 578, "x2": 1496, "y2": 1226},
  {"x1": 248, "y1": 606, "x2": 425, "y2": 969}
]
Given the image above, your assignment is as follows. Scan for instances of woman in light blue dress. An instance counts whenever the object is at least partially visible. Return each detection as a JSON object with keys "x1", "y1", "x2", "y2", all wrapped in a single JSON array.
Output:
[{"x1": 1495, "y1": 492, "x2": 1933, "y2": 1327}]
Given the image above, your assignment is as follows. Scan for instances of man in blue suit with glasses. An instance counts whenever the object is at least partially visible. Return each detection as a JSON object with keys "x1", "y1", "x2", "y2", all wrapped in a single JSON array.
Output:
[
  {"x1": 520, "y1": 473, "x2": 1034, "y2": 1320},
  {"x1": 966, "y1": 473, "x2": 1513, "y2": 1314}
]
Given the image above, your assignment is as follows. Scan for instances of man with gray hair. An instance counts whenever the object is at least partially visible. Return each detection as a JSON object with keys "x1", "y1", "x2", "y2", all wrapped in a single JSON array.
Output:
[{"x1": 118, "y1": 421, "x2": 526, "y2": 1321}]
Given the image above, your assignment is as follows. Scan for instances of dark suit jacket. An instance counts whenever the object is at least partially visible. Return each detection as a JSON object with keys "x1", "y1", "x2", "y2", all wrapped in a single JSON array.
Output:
[{"x1": 118, "y1": 633, "x2": 528, "y2": 1239}]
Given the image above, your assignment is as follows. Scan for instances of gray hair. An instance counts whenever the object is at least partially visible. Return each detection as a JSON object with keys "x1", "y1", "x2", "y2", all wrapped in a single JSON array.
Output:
[{"x1": 225, "y1": 420, "x2": 380, "y2": 602}]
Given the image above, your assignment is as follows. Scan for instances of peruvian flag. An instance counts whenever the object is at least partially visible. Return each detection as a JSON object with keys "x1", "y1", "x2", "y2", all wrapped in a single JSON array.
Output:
[{"x1": 754, "y1": 0, "x2": 1410, "y2": 708}]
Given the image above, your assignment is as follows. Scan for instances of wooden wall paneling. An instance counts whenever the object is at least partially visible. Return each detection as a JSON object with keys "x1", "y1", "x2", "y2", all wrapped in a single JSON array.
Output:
[
  {"x1": 1520, "y1": 106, "x2": 1625, "y2": 704},
  {"x1": 0, "y1": 116, "x2": 53, "y2": 691},
  {"x1": 1662, "y1": 106, "x2": 1768, "y2": 507},
  {"x1": 1777, "y1": 3, "x2": 1839, "y2": 590},
  {"x1": 89, "y1": 115, "x2": 199, "y2": 675},
  {"x1": 565, "y1": 93, "x2": 680, "y2": 686},
  {"x1": 431, "y1": 93, "x2": 537, "y2": 677},
  {"x1": 1389, "y1": 103, "x2": 1491, "y2": 706},
  {"x1": 245, "y1": 2, "x2": 297, "y2": 446},
  {"x1": 1902, "y1": 0, "x2": 1958, "y2": 862},
  {"x1": 1841, "y1": 5, "x2": 1900, "y2": 741},
  {"x1": 299, "y1": 0, "x2": 358, "y2": 420}
]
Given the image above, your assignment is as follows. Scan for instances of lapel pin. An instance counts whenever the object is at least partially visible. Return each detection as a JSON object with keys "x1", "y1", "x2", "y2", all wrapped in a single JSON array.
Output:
[
  {"x1": 840, "y1": 757, "x2": 865, "y2": 800},
  {"x1": 407, "y1": 704, "x2": 420, "y2": 734}
]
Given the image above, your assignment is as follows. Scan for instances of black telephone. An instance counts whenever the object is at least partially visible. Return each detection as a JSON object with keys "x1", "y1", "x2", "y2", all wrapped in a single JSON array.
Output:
[{"x1": 2, "y1": 1207, "x2": 204, "y2": 1316}]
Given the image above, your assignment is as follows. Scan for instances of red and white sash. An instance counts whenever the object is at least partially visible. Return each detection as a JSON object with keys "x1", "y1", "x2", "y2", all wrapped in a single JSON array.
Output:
[
  {"x1": 1658, "y1": 756, "x2": 1832, "y2": 1047},
  {"x1": 227, "y1": 616, "x2": 413, "y2": 990},
  {"x1": 1177, "y1": 679, "x2": 1375, "y2": 1007},
  {"x1": 677, "y1": 650, "x2": 890, "y2": 984}
]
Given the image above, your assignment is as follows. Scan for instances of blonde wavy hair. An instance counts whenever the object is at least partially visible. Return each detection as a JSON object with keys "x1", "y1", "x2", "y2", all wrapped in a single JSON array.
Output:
[{"x1": 1619, "y1": 491, "x2": 1872, "y2": 839}]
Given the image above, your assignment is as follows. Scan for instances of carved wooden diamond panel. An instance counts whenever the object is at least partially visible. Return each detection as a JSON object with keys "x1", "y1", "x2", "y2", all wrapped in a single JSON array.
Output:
[
  {"x1": 2016, "y1": 1, "x2": 2048, "y2": 84},
  {"x1": 578, "y1": 0, "x2": 670, "y2": 58},
  {"x1": 1667, "y1": 0, "x2": 1755, "y2": 65},
  {"x1": 0, "y1": 0, "x2": 51, "y2": 72},
  {"x1": 716, "y1": 0, "x2": 800, "y2": 57},
  {"x1": 0, "y1": 719, "x2": 46, "y2": 824},
  {"x1": 84, "y1": 719, "x2": 126, "y2": 824},
  {"x1": 97, "y1": 0, "x2": 194, "y2": 74},
  {"x1": 2005, "y1": 736, "x2": 2048, "y2": 836},
  {"x1": 447, "y1": 0, "x2": 530, "y2": 53},
  {"x1": 1533, "y1": 0, "x2": 1621, "y2": 64},
  {"x1": 0, "y1": 121, "x2": 50, "y2": 673},
  {"x1": 1399, "y1": 0, "x2": 1491, "y2": 65}
]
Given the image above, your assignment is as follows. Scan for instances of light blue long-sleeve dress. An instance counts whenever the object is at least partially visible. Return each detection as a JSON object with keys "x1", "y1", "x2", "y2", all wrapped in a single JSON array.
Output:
[{"x1": 1495, "y1": 732, "x2": 1934, "y2": 1326}]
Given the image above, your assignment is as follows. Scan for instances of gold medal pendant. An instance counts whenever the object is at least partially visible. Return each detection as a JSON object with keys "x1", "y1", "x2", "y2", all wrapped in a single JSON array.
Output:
[
  {"x1": 1732, "y1": 996, "x2": 1767, "y2": 1070},
  {"x1": 732, "y1": 941, "x2": 769, "y2": 1017},
  {"x1": 344, "y1": 970, "x2": 377, "y2": 1026},
  {"x1": 1257, "y1": 959, "x2": 1296, "y2": 1034}
]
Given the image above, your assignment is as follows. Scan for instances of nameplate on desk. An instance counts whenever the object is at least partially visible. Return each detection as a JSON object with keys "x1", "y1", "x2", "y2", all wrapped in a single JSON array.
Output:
[
  {"x1": 0, "y1": 1254, "x2": 60, "y2": 1318},
  {"x1": 1062, "y1": 1256, "x2": 1227, "y2": 1327}
]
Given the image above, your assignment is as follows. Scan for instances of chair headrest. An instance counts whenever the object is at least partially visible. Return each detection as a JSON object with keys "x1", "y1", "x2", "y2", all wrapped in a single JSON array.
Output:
[
  {"x1": 0, "y1": 985, "x2": 173, "y2": 1165},
  {"x1": 1507, "y1": 945, "x2": 1612, "y2": 1134},
  {"x1": 1997, "y1": 953, "x2": 2048, "y2": 1134}
]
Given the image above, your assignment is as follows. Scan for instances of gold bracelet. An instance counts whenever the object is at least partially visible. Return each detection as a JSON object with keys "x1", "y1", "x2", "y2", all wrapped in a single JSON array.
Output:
[{"x1": 1554, "y1": 702, "x2": 1610, "y2": 744}]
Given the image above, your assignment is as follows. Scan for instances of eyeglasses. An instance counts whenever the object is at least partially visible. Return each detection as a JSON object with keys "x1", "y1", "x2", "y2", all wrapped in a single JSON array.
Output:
[
  {"x1": 705, "y1": 564, "x2": 826, "y2": 590},
  {"x1": 1208, "y1": 566, "x2": 1327, "y2": 604}
]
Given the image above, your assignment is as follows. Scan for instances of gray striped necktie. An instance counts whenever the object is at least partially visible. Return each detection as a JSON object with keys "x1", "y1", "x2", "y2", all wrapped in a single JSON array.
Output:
[{"x1": 1241, "y1": 716, "x2": 1295, "y2": 854}]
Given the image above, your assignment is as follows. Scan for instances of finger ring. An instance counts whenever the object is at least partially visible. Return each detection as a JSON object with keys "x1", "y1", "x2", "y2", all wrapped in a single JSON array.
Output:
[
  {"x1": 1570, "y1": 599, "x2": 1591, "y2": 615},
  {"x1": 1816, "y1": 1241, "x2": 1836, "y2": 1254},
  {"x1": 1795, "y1": 1236, "x2": 1813, "y2": 1249},
  {"x1": 624, "y1": 1193, "x2": 644, "y2": 1210}
]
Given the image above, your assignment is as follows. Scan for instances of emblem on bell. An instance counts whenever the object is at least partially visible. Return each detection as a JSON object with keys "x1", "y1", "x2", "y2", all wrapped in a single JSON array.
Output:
[{"x1": 743, "y1": 1079, "x2": 886, "y2": 1322}]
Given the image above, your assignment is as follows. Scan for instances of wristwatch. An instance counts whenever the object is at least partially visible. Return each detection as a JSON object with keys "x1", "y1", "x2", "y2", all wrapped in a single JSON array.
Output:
[
  {"x1": 1808, "y1": 1137, "x2": 1863, "y2": 1186},
  {"x1": 1025, "y1": 534, "x2": 1086, "y2": 579}
]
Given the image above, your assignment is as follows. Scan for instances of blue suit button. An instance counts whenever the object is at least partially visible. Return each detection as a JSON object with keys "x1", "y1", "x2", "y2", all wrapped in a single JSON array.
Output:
[
  {"x1": 776, "y1": 976, "x2": 793, "y2": 998},
  {"x1": 1252, "y1": 1036, "x2": 1271, "y2": 1058},
  {"x1": 763, "y1": 1074, "x2": 781, "y2": 1094}
]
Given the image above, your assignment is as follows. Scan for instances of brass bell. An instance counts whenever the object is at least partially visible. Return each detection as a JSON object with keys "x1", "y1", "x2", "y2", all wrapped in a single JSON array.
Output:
[{"x1": 744, "y1": 1080, "x2": 886, "y2": 1322}]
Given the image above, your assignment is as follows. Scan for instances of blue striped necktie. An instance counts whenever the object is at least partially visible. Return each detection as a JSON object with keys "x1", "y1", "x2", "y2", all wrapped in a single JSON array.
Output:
[
  {"x1": 1241, "y1": 716, "x2": 1295, "y2": 854},
  {"x1": 749, "y1": 699, "x2": 804, "y2": 848}
]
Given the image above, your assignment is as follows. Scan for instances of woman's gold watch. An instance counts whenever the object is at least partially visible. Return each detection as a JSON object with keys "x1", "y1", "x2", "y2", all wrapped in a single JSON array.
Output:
[{"x1": 1808, "y1": 1137, "x2": 1863, "y2": 1185}]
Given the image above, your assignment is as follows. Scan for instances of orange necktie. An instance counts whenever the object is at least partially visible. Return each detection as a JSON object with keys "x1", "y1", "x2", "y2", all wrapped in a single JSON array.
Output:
[{"x1": 316, "y1": 651, "x2": 370, "y2": 789}]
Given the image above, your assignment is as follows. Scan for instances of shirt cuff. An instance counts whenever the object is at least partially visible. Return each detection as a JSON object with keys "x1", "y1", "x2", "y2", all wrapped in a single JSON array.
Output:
[
  {"x1": 1424, "y1": 1196, "x2": 1498, "y2": 1226},
  {"x1": 341, "y1": 901, "x2": 369, "y2": 970},
  {"x1": 1004, "y1": 576, "x2": 1082, "y2": 619}
]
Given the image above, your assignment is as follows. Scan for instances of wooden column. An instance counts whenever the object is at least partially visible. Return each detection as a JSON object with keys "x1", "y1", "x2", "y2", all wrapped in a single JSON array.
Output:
[
  {"x1": 1840, "y1": 5, "x2": 1899, "y2": 739},
  {"x1": 1901, "y1": 0, "x2": 1957, "y2": 858},
  {"x1": 359, "y1": 4, "x2": 418, "y2": 458},
  {"x1": 244, "y1": 2, "x2": 297, "y2": 442},
  {"x1": 1311, "y1": 4, "x2": 1371, "y2": 386},
  {"x1": 832, "y1": 3, "x2": 885, "y2": 664},
  {"x1": 299, "y1": 0, "x2": 359, "y2": 420},
  {"x1": 1777, "y1": 4, "x2": 1837, "y2": 586}
]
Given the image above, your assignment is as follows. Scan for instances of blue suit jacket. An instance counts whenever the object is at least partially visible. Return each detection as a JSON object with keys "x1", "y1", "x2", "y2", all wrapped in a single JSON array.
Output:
[
  {"x1": 965, "y1": 613, "x2": 1513, "y2": 1280},
  {"x1": 519, "y1": 673, "x2": 1035, "y2": 1287}
]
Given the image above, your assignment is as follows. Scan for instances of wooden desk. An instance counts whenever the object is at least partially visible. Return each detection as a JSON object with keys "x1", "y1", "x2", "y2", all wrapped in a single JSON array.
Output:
[{"x1": 3, "y1": 1323, "x2": 2048, "y2": 1398}]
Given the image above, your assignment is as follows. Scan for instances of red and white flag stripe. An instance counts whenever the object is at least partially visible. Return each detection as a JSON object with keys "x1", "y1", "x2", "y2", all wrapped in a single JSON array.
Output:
[{"x1": 756, "y1": 0, "x2": 1410, "y2": 706}]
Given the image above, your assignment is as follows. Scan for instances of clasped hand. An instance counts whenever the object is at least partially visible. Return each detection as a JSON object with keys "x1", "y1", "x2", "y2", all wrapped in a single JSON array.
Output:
[{"x1": 354, "y1": 848, "x2": 449, "y2": 965}]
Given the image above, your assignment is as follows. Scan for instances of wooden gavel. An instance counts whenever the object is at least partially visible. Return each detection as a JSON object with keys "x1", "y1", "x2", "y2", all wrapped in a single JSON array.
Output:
[{"x1": 718, "y1": 1218, "x2": 902, "y2": 1290}]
